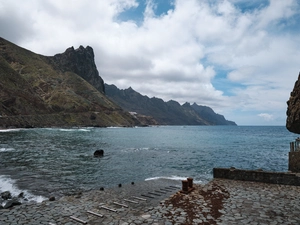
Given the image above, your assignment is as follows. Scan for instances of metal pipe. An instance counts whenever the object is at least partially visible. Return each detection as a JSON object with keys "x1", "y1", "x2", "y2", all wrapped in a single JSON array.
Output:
[
  {"x1": 132, "y1": 196, "x2": 147, "y2": 201},
  {"x1": 182, "y1": 180, "x2": 189, "y2": 192},
  {"x1": 70, "y1": 216, "x2": 87, "y2": 224},
  {"x1": 113, "y1": 202, "x2": 128, "y2": 208},
  {"x1": 100, "y1": 206, "x2": 117, "y2": 212},
  {"x1": 123, "y1": 199, "x2": 139, "y2": 203},
  {"x1": 87, "y1": 210, "x2": 104, "y2": 218},
  {"x1": 187, "y1": 177, "x2": 193, "y2": 188}
]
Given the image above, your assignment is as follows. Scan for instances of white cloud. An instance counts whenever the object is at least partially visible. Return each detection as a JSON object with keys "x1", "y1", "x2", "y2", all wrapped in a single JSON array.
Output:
[
  {"x1": 0, "y1": 0, "x2": 299, "y2": 125},
  {"x1": 258, "y1": 113, "x2": 274, "y2": 121}
]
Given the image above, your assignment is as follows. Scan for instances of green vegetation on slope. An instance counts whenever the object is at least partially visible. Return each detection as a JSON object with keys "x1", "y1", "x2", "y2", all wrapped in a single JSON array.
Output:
[{"x1": 0, "y1": 37, "x2": 139, "y2": 128}]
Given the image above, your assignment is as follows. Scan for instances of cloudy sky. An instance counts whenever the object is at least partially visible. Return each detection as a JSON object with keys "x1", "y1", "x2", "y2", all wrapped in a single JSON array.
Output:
[{"x1": 1, "y1": 0, "x2": 299, "y2": 125}]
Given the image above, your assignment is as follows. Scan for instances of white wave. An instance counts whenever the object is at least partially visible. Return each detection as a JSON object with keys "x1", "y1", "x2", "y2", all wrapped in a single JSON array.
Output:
[
  {"x1": 145, "y1": 175, "x2": 204, "y2": 184},
  {"x1": 59, "y1": 128, "x2": 91, "y2": 132},
  {"x1": 0, "y1": 175, "x2": 46, "y2": 206},
  {"x1": 145, "y1": 175, "x2": 190, "y2": 181},
  {"x1": 121, "y1": 147, "x2": 150, "y2": 153},
  {"x1": 0, "y1": 148, "x2": 15, "y2": 152},
  {"x1": 59, "y1": 129, "x2": 74, "y2": 132},
  {"x1": 77, "y1": 129, "x2": 91, "y2": 132},
  {"x1": 0, "y1": 129, "x2": 21, "y2": 132}
]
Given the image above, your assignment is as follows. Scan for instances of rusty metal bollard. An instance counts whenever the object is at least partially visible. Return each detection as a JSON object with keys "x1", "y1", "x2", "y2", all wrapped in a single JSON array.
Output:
[
  {"x1": 182, "y1": 180, "x2": 189, "y2": 192},
  {"x1": 187, "y1": 177, "x2": 193, "y2": 188}
]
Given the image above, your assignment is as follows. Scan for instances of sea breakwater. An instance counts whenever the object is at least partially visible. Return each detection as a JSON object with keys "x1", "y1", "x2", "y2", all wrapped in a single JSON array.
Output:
[{"x1": 213, "y1": 167, "x2": 300, "y2": 186}]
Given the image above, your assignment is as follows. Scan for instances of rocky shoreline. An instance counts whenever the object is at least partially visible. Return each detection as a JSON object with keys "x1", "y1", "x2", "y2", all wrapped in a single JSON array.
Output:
[{"x1": 1, "y1": 178, "x2": 300, "y2": 224}]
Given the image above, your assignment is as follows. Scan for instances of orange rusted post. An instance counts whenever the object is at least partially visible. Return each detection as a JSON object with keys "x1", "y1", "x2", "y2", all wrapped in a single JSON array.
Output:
[
  {"x1": 187, "y1": 177, "x2": 193, "y2": 188},
  {"x1": 182, "y1": 180, "x2": 188, "y2": 192}
]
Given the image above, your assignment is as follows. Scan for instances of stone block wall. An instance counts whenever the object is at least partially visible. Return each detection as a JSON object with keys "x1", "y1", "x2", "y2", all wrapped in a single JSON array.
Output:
[
  {"x1": 289, "y1": 151, "x2": 300, "y2": 172},
  {"x1": 213, "y1": 168, "x2": 300, "y2": 186}
]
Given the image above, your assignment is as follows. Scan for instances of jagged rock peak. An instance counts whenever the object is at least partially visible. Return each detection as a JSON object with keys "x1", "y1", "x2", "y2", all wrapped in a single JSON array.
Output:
[
  {"x1": 49, "y1": 45, "x2": 105, "y2": 94},
  {"x1": 63, "y1": 45, "x2": 95, "y2": 58},
  {"x1": 287, "y1": 72, "x2": 300, "y2": 134}
]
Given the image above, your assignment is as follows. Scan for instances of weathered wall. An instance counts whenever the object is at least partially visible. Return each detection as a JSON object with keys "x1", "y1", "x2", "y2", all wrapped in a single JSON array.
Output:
[
  {"x1": 289, "y1": 151, "x2": 300, "y2": 172},
  {"x1": 213, "y1": 168, "x2": 300, "y2": 186}
]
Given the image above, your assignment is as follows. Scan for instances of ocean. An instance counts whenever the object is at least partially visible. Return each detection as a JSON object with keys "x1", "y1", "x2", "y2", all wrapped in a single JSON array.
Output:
[{"x1": 0, "y1": 126, "x2": 296, "y2": 204}]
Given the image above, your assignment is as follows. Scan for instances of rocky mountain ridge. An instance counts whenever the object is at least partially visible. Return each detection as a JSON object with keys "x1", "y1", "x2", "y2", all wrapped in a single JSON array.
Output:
[
  {"x1": 0, "y1": 37, "x2": 139, "y2": 128},
  {"x1": 0, "y1": 37, "x2": 236, "y2": 128},
  {"x1": 105, "y1": 84, "x2": 236, "y2": 126}
]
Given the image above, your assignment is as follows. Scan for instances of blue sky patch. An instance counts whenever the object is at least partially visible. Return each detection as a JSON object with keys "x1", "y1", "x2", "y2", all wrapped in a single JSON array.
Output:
[
  {"x1": 232, "y1": 0, "x2": 269, "y2": 13},
  {"x1": 117, "y1": 0, "x2": 175, "y2": 24},
  {"x1": 212, "y1": 69, "x2": 246, "y2": 97}
]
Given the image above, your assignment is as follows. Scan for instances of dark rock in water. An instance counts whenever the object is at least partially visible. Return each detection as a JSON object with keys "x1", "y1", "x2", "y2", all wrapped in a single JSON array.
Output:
[
  {"x1": 3, "y1": 198, "x2": 21, "y2": 209},
  {"x1": 287, "y1": 72, "x2": 300, "y2": 134},
  {"x1": 49, "y1": 196, "x2": 55, "y2": 201},
  {"x1": 94, "y1": 149, "x2": 104, "y2": 157},
  {"x1": 118, "y1": 183, "x2": 122, "y2": 188},
  {"x1": 1, "y1": 191, "x2": 12, "y2": 200},
  {"x1": 100, "y1": 187, "x2": 104, "y2": 191},
  {"x1": 18, "y1": 192, "x2": 24, "y2": 198}
]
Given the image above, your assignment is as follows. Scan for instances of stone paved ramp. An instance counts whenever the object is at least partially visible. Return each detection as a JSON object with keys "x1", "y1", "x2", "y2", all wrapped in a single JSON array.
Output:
[
  {"x1": 1, "y1": 178, "x2": 300, "y2": 224},
  {"x1": 0, "y1": 179, "x2": 181, "y2": 225},
  {"x1": 215, "y1": 179, "x2": 300, "y2": 225}
]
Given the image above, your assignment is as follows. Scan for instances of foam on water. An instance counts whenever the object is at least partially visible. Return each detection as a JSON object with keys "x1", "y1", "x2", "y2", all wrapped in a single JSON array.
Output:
[
  {"x1": 0, "y1": 175, "x2": 46, "y2": 206},
  {"x1": 0, "y1": 129, "x2": 21, "y2": 132},
  {"x1": 0, "y1": 148, "x2": 15, "y2": 152},
  {"x1": 59, "y1": 128, "x2": 91, "y2": 132},
  {"x1": 145, "y1": 175, "x2": 202, "y2": 183}
]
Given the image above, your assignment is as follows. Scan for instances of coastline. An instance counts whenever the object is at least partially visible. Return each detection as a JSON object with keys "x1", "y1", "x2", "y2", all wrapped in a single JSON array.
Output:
[
  {"x1": 1, "y1": 178, "x2": 300, "y2": 224},
  {"x1": 0, "y1": 178, "x2": 300, "y2": 225}
]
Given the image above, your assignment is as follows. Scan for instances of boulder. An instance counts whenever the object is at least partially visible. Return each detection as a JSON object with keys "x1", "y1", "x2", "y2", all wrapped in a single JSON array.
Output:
[
  {"x1": 18, "y1": 192, "x2": 24, "y2": 198},
  {"x1": 94, "y1": 149, "x2": 104, "y2": 157},
  {"x1": 1, "y1": 191, "x2": 12, "y2": 200},
  {"x1": 3, "y1": 198, "x2": 21, "y2": 209}
]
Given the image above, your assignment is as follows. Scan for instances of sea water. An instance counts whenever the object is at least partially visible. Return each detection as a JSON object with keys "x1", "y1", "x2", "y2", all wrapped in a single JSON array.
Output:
[{"x1": 0, "y1": 126, "x2": 296, "y2": 202}]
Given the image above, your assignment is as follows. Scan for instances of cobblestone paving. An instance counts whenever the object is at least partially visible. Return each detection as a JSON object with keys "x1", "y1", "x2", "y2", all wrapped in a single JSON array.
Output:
[{"x1": 1, "y1": 179, "x2": 300, "y2": 225}]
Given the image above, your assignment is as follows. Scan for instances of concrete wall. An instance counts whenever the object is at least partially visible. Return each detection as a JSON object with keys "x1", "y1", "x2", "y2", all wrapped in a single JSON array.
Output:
[
  {"x1": 213, "y1": 168, "x2": 300, "y2": 186},
  {"x1": 289, "y1": 151, "x2": 300, "y2": 172}
]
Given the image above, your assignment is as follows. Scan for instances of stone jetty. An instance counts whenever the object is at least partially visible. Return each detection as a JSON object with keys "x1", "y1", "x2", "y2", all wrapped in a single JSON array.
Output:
[{"x1": 1, "y1": 178, "x2": 300, "y2": 225}]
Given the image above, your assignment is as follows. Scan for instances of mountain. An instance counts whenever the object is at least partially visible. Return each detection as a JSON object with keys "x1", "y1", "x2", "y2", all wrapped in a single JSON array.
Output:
[
  {"x1": 0, "y1": 37, "x2": 140, "y2": 128},
  {"x1": 287, "y1": 72, "x2": 300, "y2": 133},
  {"x1": 105, "y1": 84, "x2": 237, "y2": 126}
]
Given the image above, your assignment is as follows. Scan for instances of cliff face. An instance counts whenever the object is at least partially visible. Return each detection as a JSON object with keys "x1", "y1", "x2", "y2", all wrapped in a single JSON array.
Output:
[
  {"x1": 105, "y1": 84, "x2": 237, "y2": 126},
  {"x1": 0, "y1": 37, "x2": 139, "y2": 128},
  {"x1": 47, "y1": 46, "x2": 105, "y2": 94},
  {"x1": 287, "y1": 73, "x2": 300, "y2": 133}
]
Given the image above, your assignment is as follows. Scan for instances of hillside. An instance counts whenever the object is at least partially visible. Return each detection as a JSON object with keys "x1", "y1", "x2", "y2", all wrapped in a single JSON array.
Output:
[
  {"x1": 0, "y1": 37, "x2": 140, "y2": 128},
  {"x1": 105, "y1": 84, "x2": 236, "y2": 126}
]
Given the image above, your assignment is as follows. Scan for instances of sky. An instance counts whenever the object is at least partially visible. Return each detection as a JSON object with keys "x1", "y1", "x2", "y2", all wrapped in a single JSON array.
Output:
[{"x1": 0, "y1": 0, "x2": 300, "y2": 125}]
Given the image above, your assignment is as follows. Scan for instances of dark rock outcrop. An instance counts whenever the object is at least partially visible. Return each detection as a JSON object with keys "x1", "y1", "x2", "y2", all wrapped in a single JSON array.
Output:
[
  {"x1": 287, "y1": 73, "x2": 300, "y2": 133},
  {"x1": 48, "y1": 46, "x2": 105, "y2": 94},
  {"x1": 3, "y1": 198, "x2": 21, "y2": 209},
  {"x1": 1, "y1": 191, "x2": 12, "y2": 200},
  {"x1": 105, "y1": 84, "x2": 236, "y2": 126}
]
